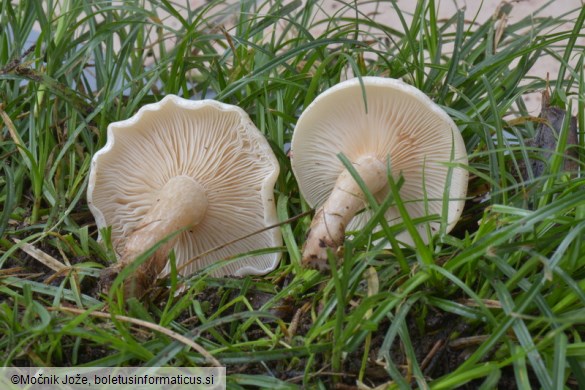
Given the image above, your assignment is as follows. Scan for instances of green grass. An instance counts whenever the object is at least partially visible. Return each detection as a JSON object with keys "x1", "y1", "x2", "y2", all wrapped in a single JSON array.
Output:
[{"x1": 1, "y1": 0, "x2": 585, "y2": 388}]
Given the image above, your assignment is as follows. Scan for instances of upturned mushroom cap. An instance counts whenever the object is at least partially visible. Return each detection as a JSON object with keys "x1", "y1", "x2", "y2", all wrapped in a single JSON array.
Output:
[
  {"x1": 291, "y1": 77, "x2": 468, "y2": 251},
  {"x1": 87, "y1": 95, "x2": 282, "y2": 280}
]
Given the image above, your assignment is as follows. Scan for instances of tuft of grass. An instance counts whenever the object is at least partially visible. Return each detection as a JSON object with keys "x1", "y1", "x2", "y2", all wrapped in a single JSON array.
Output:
[{"x1": 1, "y1": 0, "x2": 584, "y2": 388}]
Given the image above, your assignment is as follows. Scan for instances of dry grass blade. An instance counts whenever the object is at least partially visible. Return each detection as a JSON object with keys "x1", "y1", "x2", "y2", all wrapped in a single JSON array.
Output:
[
  {"x1": 458, "y1": 298, "x2": 503, "y2": 308},
  {"x1": 13, "y1": 238, "x2": 68, "y2": 273},
  {"x1": 54, "y1": 306, "x2": 222, "y2": 367},
  {"x1": 0, "y1": 104, "x2": 25, "y2": 155}
]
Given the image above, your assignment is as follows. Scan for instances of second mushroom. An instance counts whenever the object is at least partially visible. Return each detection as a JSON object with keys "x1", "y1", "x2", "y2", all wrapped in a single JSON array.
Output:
[
  {"x1": 87, "y1": 95, "x2": 282, "y2": 297},
  {"x1": 291, "y1": 77, "x2": 468, "y2": 269}
]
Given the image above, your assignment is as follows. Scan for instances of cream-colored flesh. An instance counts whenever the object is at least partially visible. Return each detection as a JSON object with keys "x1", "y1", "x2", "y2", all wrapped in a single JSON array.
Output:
[{"x1": 302, "y1": 155, "x2": 387, "y2": 269}]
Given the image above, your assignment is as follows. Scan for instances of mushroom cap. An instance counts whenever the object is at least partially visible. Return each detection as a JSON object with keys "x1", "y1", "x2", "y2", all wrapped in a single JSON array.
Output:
[
  {"x1": 291, "y1": 77, "x2": 468, "y2": 246},
  {"x1": 87, "y1": 95, "x2": 282, "y2": 277}
]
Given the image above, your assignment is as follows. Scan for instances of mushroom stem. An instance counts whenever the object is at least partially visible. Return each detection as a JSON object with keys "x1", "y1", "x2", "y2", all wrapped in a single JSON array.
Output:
[
  {"x1": 101, "y1": 175, "x2": 208, "y2": 297},
  {"x1": 302, "y1": 155, "x2": 387, "y2": 270}
]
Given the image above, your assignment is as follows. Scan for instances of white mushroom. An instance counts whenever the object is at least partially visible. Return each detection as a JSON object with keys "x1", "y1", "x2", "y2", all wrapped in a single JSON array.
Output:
[
  {"x1": 87, "y1": 95, "x2": 282, "y2": 296},
  {"x1": 291, "y1": 77, "x2": 468, "y2": 269}
]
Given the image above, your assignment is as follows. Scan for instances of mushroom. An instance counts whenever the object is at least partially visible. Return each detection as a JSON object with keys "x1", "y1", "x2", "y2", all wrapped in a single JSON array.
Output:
[
  {"x1": 87, "y1": 95, "x2": 282, "y2": 296},
  {"x1": 291, "y1": 77, "x2": 468, "y2": 269}
]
